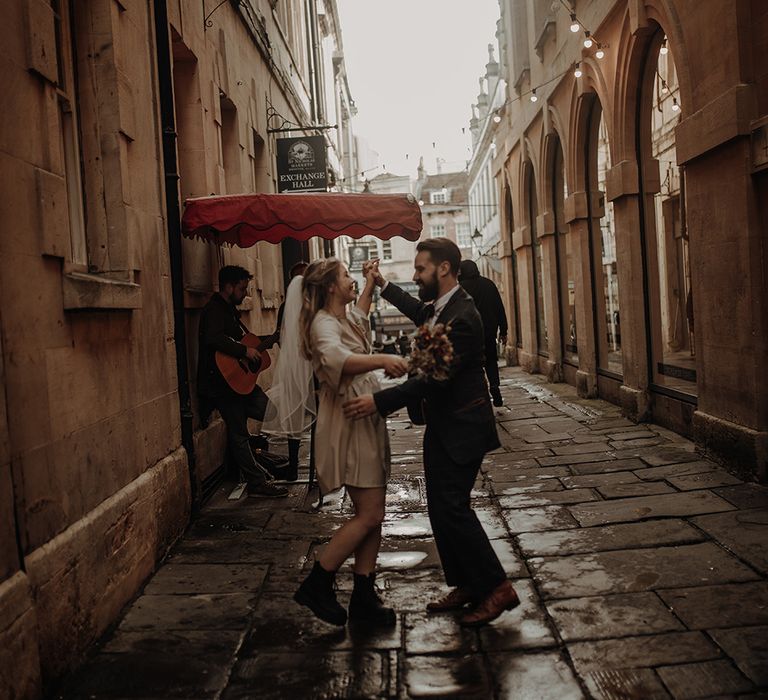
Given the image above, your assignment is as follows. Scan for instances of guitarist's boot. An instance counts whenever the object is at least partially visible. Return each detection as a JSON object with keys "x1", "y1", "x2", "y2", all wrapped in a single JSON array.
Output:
[{"x1": 285, "y1": 438, "x2": 300, "y2": 482}]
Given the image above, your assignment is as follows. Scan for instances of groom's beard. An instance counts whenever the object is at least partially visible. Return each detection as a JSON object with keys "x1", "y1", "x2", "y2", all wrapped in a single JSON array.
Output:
[{"x1": 417, "y1": 272, "x2": 439, "y2": 301}]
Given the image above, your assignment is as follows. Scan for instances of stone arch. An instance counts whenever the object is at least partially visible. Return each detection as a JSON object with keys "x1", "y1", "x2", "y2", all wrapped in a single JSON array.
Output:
[{"x1": 611, "y1": 0, "x2": 693, "y2": 162}]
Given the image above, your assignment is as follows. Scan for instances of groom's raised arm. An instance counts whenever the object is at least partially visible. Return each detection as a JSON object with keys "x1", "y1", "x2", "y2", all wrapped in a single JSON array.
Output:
[{"x1": 381, "y1": 283, "x2": 427, "y2": 325}]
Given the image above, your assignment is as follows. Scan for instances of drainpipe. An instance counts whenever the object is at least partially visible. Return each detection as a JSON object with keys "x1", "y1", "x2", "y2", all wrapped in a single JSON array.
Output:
[{"x1": 152, "y1": 0, "x2": 199, "y2": 508}]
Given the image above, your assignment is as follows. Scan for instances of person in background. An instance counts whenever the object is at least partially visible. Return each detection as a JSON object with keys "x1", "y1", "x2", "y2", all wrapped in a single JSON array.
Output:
[
  {"x1": 197, "y1": 265, "x2": 288, "y2": 498},
  {"x1": 458, "y1": 260, "x2": 508, "y2": 407}
]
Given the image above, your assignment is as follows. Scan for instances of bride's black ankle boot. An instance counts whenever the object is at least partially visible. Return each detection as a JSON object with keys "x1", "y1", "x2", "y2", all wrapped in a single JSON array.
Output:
[
  {"x1": 348, "y1": 573, "x2": 396, "y2": 626},
  {"x1": 294, "y1": 561, "x2": 347, "y2": 626}
]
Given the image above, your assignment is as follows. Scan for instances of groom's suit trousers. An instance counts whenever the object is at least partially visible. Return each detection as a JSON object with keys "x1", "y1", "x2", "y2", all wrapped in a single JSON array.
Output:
[{"x1": 424, "y1": 428, "x2": 506, "y2": 599}]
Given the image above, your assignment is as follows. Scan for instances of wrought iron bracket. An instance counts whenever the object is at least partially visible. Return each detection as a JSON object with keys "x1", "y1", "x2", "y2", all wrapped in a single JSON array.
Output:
[
  {"x1": 266, "y1": 101, "x2": 336, "y2": 134},
  {"x1": 204, "y1": 0, "x2": 247, "y2": 29}
]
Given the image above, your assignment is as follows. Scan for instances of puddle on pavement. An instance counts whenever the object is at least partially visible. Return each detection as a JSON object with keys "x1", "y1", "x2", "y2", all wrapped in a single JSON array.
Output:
[{"x1": 376, "y1": 551, "x2": 429, "y2": 569}]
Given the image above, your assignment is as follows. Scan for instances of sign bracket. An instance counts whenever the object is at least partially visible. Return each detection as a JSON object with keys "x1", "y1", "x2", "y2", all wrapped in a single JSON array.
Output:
[{"x1": 266, "y1": 100, "x2": 337, "y2": 134}]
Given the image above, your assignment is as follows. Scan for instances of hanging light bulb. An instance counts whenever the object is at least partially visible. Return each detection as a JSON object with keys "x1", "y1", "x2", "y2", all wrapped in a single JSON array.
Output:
[
  {"x1": 595, "y1": 46, "x2": 605, "y2": 59},
  {"x1": 493, "y1": 113, "x2": 502, "y2": 123},
  {"x1": 672, "y1": 97, "x2": 680, "y2": 112},
  {"x1": 573, "y1": 62, "x2": 582, "y2": 78},
  {"x1": 661, "y1": 79, "x2": 669, "y2": 94},
  {"x1": 570, "y1": 14, "x2": 580, "y2": 33},
  {"x1": 660, "y1": 37, "x2": 668, "y2": 55},
  {"x1": 583, "y1": 31, "x2": 593, "y2": 48},
  {"x1": 530, "y1": 88, "x2": 538, "y2": 103}
]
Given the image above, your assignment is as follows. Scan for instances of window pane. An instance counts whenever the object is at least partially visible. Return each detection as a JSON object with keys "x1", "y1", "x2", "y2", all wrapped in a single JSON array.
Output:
[{"x1": 595, "y1": 111, "x2": 622, "y2": 374}]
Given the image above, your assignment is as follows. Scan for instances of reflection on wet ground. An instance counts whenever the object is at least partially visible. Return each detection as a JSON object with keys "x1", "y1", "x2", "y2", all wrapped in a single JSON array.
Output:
[{"x1": 58, "y1": 367, "x2": 768, "y2": 699}]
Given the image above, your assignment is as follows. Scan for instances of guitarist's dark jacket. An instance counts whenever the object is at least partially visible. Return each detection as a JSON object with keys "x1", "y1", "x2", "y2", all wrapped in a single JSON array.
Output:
[
  {"x1": 198, "y1": 293, "x2": 248, "y2": 399},
  {"x1": 373, "y1": 283, "x2": 500, "y2": 464}
]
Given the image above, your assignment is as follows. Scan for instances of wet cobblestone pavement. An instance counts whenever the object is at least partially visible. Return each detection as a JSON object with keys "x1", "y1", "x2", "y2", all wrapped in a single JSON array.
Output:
[{"x1": 59, "y1": 367, "x2": 768, "y2": 699}]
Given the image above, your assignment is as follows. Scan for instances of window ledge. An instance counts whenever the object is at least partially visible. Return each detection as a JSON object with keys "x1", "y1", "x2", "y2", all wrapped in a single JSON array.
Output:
[{"x1": 63, "y1": 272, "x2": 142, "y2": 311}]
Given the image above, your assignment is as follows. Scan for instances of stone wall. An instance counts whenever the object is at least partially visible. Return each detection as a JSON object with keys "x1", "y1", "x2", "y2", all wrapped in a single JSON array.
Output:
[
  {"x1": 0, "y1": 0, "x2": 346, "y2": 695},
  {"x1": 484, "y1": 0, "x2": 767, "y2": 480}
]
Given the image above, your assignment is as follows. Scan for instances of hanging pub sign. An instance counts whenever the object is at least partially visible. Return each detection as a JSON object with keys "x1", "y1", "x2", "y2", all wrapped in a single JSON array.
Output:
[
  {"x1": 276, "y1": 135, "x2": 328, "y2": 193},
  {"x1": 348, "y1": 244, "x2": 369, "y2": 271}
]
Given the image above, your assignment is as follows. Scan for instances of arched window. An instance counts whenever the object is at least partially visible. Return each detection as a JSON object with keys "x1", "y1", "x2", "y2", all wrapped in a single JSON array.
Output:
[
  {"x1": 527, "y1": 164, "x2": 548, "y2": 355},
  {"x1": 552, "y1": 137, "x2": 576, "y2": 363},
  {"x1": 504, "y1": 186, "x2": 522, "y2": 347},
  {"x1": 639, "y1": 29, "x2": 696, "y2": 397},
  {"x1": 587, "y1": 101, "x2": 623, "y2": 375}
]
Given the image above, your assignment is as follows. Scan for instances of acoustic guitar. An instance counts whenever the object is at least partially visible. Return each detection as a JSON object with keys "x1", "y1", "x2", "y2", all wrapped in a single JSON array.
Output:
[{"x1": 215, "y1": 333, "x2": 278, "y2": 395}]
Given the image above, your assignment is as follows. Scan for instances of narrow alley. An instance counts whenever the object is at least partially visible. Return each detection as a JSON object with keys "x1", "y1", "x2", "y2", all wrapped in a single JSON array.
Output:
[{"x1": 57, "y1": 367, "x2": 768, "y2": 699}]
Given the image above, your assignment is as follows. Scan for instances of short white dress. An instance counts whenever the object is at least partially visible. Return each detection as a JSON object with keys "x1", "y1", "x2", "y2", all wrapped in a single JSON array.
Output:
[{"x1": 309, "y1": 307, "x2": 391, "y2": 493}]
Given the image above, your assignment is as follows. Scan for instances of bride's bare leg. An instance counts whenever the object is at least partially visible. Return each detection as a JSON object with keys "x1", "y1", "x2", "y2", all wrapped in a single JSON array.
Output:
[
  {"x1": 353, "y1": 525, "x2": 382, "y2": 574},
  {"x1": 318, "y1": 486, "x2": 385, "y2": 572}
]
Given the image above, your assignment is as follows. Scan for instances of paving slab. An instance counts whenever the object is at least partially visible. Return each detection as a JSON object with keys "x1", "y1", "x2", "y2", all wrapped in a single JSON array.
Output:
[
  {"x1": 570, "y1": 458, "x2": 649, "y2": 475},
  {"x1": 382, "y1": 511, "x2": 433, "y2": 538},
  {"x1": 666, "y1": 470, "x2": 744, "y2": 491},
  {"x1": 142, "y1": 563, "x2": 268, "y2": 595},
  {"x1": 552, "y1": 441, "x2": 611, "y2": 455},
  {"x1": 488, "y1": 651, "x2": 586, "y2": 699},
  {"x1": 366, "y1": 569, "x2": 447, "y2": 613},
  {"x1": 634, "y1": 461, "x2": 719, "y2": 481},
  {"x1": 490, "y1": 537, "x2": 528, "y2": 578},
  {"x1": 561, "y1": 471, "x2": 643, "y2": 489},
  {"x1": 168, "y1": 535, "x2": 312, "y2": 566},
  {"x1": 546, "y1": 592, "x2": 685, "y2": 640},
  {"x1": 404, "y1": 654, "x2": 491, "y2": 698},
  {"x1": 498, "y1": 488, "x2": 600, "y2": 509},
  {"x1": 494, "y1": 478, "x2": 566, "y2": 494},
  {"x1": 474, "y1": 506, "x2": 509, "y2": 537},
  {"x1": 367, "y1": 537, "x2": 440, "y2": 571},
  {"x1": 185, "y1": 510, "x2": 272, "y2": 538},
  {"x1": 583, "y1": 668, "x2": 670, "y2": 699},
  {"x1": 477, "y1": 579, "x2": 556, "y2": 651},
  {"x1": 596, "y1": 481, "x2": 677, "y2": 498},
  {"x1": 567, "y1": 631, "x2": 721, "y2": 674},
  {"x1": 606, "y1": 430, "x2": 662, "y2": 442},
  {"x1": 500, "y1": 505, "x2": 580, "y2": 533},
  {"x1": 517, "y1": 519, "x2": 706, "y2": 557},
  {"x1": 404, "y1": 612, "x2": 477, "y2": 654},
  {"x1": 489, "y1": 465, "x2": 572, "y2": 480},
  {"x1": 609, "y1": 446, "x2": 699, "y2": 466},
  {"x1": 708, "y1": 626, "x2": 768, "y2": 685},
  {"x1": 657, "y1": 582, "x2": 768, "y2": 629},
  {"x1": 656, "y1": 659, "x2": 754, "y2": 699},
  {"x1": 60, "y1": 647, "x2": 236, "y2": 698},
  {"x1": 609, "y1": 437, "x2": 665, "y2": 449},
  {"x1": 241, "y1": 596, "x2": 401, "y2": 652},
  {"x1": 118, "y1": 593, "x2": 255, "y2": 632},
  {"x1": 692, "y1": 509, "x2": 768, "y2": 574},
  {"x1": 528, "y1": 542, "x2": 758, "y2": 599},
  {"x1": 713, "y1": 483, "x2": 768, "y2": 510},
  {"x1": 569, "y1": 491, "x2": 736, "y2": 527},
  {"x1": 223, "y1": 651, "x2": 387, "y2": 700},
  {"x1": 538, "y1": 452, "x2": 617, "y2": 467}
]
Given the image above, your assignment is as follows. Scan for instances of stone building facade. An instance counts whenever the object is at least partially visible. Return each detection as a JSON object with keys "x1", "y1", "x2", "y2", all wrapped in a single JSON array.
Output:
[
  {"x1": 0, "y1": 0, "x2": 356, "y2": 695},
  {"x1": 481, "y1": 0, "x2": 767, "y2": 480}
]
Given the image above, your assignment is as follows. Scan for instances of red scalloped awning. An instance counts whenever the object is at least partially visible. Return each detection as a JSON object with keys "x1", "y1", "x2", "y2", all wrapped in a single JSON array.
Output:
[{"x1": 181, "y1": 192, "x2": 423, "y2": 246}]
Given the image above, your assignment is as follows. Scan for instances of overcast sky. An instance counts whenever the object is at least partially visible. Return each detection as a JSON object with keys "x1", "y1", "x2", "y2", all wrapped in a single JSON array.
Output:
[{"x1": 336, "y1": 0, "x2": 501, "y2": 179}]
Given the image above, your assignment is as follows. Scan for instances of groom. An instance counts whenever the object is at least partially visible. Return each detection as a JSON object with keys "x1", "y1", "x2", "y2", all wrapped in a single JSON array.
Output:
[{"x1": 344, "y1": 238, "x2": 519, "y2": 627}]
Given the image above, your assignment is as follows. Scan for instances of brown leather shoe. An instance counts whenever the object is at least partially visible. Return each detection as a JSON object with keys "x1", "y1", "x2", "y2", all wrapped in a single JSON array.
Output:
[
  {"x1": 426, "y1": 587, "x2": 474, "y2": 613},
  {"x1": 459, "y1": 580, "x2": 520, "y2": 627}
]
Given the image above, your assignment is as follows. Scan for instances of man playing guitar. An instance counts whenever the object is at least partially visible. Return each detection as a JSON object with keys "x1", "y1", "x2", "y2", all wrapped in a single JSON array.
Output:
[{"x1": 198, "y1": 265, "x2": 288, "y2": 497}]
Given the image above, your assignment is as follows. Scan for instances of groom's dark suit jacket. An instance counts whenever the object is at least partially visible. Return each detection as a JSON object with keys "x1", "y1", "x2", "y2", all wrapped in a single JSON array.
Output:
[{"x1": 373, "y1": 282, "x2": 500, "y2": 464}]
